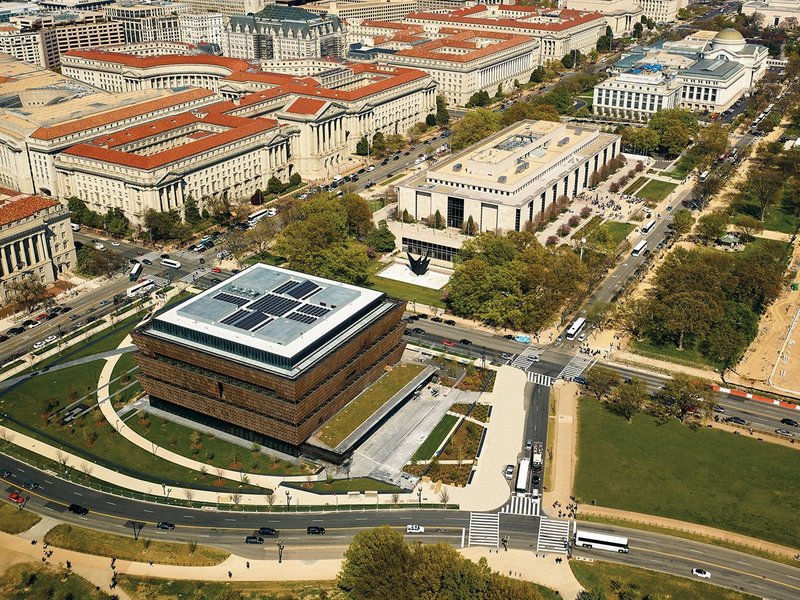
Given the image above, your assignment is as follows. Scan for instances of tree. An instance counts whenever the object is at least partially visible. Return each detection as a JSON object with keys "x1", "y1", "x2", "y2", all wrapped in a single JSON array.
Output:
[
  {"x1": 435, "y1": 95, "x2": 450, "y2": 127},
  {"x1": 341, "y1": 193, "x2": 375, "y2": 240},
  {"x1": 632, "y1": 22, "x2": 643, "y2": 38},
  {"x1": 432, "y1": 209, "x2": 445, "y2": 229},
  {"x1": 206, "y1": 195, "x2": 231, "y2": 225},
  {"x1": 670, "y1": 208, "x2": 695, "y2": 237},
  {"x1": 734, "y1": 214, "x2": 763, "y2": 240},
  {"x1": 654, "y1": 373, "x2": 712, "y2": 421},
  {"x1": 656, "y1": 291, "x2": 722, "y2": 350},
  {"x1": 143, "y1": 209, "x2": 180, "y2": 242},
  {"x1": 529, "y1": 66, "x2": 546, "y2": 83},
  {"x1": 561, "y1": 53, "x2": 575, "y2": 69},
  {"x1": 356, "y1": 136, "x2": 369, "y2": 156},
  {"x1": 76, "y1": 246, "x2": 125, "y2": 278},
  {"x1": 615, "y1": 298, "x2": 650, "y2": 339},
  {"x1": 366, "y1": 220, "x2": 395, "y2": 252},
  {"x1": 183, "y1": 196, "x2": 202, "y2": 224},
  {"x1": 702, "y1": 302, "x2": 758, "y2": 373},
  {"x1": 451, "y1": 109, "x2": 504, "y2": 151},
  {"x1": 696, "y1": 122, "x2": 730, "y2": 163},
  {"x1": 739, "y1": 169, "x2": 783, "y2": 220},
  {"x1": 606, "y1": 377, "x2": 648, "y2": 422},
  {"x1": 466, "y1": 90, "x2": 492, "y2": 107},
  {"x1": 586, "y1": 365, "x2": 620, "y2": 402},
  {"x1": 267, "y1": 176, "x2": 283, "y2": 196},
  {"x1": 5, "y1": 274, "x2": 47, "y2": 313},
  {"x1": 695, "y1": 209, "x2": 728, "y2": 245},
  {"x1": 372, "y1": 131, "x2": 386, "y2": 156},
  {"x1": 338, "y1": 527, "x2": 413, "y2": 600},
  {"x1": 464, "y1": 215, "x2": 477, "y2": 236},
  {"x1": 425, "y1": 113, "x2": 437, "y2": 127},
  {"x1": 104, "y1": 207, "x2": 129, "y2": 238},
  {"x1": 586, "y1": 302, "x2": 613, "y2": 331}
]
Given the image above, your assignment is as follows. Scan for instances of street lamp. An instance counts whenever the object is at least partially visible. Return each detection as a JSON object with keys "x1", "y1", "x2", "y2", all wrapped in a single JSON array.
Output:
[
  {"x1": 417, "y1": 487, "x2": 422, "y2": 509},
  {"x1": 276, "y1": 540, "x2": 285, "y2": 563},
  {"x1": 285, "y1": 490, "x2": 291, "y2": 510}
]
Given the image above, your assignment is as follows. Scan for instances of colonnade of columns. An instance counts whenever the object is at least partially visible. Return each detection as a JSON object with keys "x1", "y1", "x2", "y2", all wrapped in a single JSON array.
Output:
[{"x1": 0, "y1": 231, "x2": 47, "y2": 277}]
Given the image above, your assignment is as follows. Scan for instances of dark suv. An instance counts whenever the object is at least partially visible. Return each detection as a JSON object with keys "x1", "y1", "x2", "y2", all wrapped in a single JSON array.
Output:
[
  {"x1": 68, "y1": 504, "x2": 89, "y2": 516},
  {"x1": 258, "y1": 527, "x2": 278, "y2": 536},
  {"x1": 781, "y1": 418, "x2": 799, "y2": 428},
  {"x1": 245, "y1": 536, "x2": 264, "y2": 544},
  {"x1": 307, "y1": 526, "x2": 326, "y2": 535}
]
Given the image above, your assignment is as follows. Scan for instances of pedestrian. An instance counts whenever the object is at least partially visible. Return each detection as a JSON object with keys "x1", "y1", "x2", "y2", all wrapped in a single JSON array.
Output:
[
  {"x1": 31, "y1": 539, "x2": 37, "y2": 546},
  {"x1": 66, "y1": 561, "x2": 72, "y2": 570},
  {"x1": 149, "y1": 560, "x2": 154, "y2": 567},
  {"x1": 228, "y1": 571, "x2": 232, "y2": 579},
  {"x1": 246, "y1": 561, "x2": 250, "y2": 569}
]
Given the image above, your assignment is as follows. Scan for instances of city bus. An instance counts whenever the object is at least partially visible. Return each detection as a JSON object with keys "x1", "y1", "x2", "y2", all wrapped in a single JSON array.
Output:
[
  {"x1": 641, "y1": 219, "x2": 656, "y2": 235},
  {"x1": 160, "y1": 258, "x2": 181, "y2": 269},
  {"x1": 631, "y1": 240, "x2": 648, "y2": 257},
  {"x1": 128, "y1": 261, "x2": 143, "y2": 281},
  {"x1": 565, "y1": 317, "x2": 586, "y2": 341},
  {"x1": 126, "y1": 279, "x2": 154, "y2": 298},
  {"x1": 248, "y1": 208, "x2": 271, "y2": 228},
  {"x1": 699, "y1": 170, "x2": 709, "y2": 182},
  {"x1": 573, "y1": 529, "x2": 629, "y2": 553},
  {"x1": 515, "y1": 458, "x2": 530, "y2": 493}
]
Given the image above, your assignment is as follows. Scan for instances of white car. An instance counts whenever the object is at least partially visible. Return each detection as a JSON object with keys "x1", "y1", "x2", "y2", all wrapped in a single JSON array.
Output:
[
  {"x1": 94, "y1": 243, "x2": 105, "y2": 251},
  {"x1": 691, "y1": 568, "x2": 711, "y2": 579},
  {"x1": 111, "y1": 241, "x2": 120, "y2": 246},
  {"x1": 406, "y1": 524, "x2": 424, "y2": 534},
  {"x1": 504, "y1": 465, "x2": 515, "y2": 480},
  {"x1": 44, "y1": 335, "x2": 57, "y2": 343},
  {"x1": 367, "y1": 165, "x2": 375, "y2": 172},
  {"x1": 298, "y1": 194, "x2": 308, "y2": 200},
  {"x1": 332, "y1": 174, "x2": 342, "y2": 182},
  {"x1": 33, "y1": 341, "x2": 45, "y2": 349}
]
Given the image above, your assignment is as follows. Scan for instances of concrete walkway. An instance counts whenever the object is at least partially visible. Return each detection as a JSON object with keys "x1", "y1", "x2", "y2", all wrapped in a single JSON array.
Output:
[{"x1": 0, "y1": 347, "x2": 136, "y2": 390}]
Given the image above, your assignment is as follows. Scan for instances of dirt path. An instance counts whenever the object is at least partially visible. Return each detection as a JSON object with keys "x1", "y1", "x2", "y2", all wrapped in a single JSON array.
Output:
[{"x1": 542, "y1": 381, "x2": 580, "y2": 516}]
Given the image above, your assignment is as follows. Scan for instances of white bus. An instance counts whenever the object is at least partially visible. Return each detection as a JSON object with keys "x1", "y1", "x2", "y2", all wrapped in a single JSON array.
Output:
[
  {"x1": 515, "y1": 458, "x2": 530, "y2": 493},
  {"x1": 127, "y1": 280, "x2": 154, "y2": 298},
  {"x1": 631, "y1": 240, "x2": 648, "y2": 257},
  {"x1": 699, "y1": 170, "x2": 709, "y2": 182},
  {"x1": 248, "y1": 208, "x2": 271, "y2": 227},
  {"x1": 160, "y1": 258, "x2": 181, "y2": 269},
  {"x1": 573, "y1": 529, "x2": 629, "y2": 553},
  {"x1": 129, "y1": 261, "x2": 143, "y2": 281},
  {"x1": 641, "y1": 219, "x2": 656, "y2": 235},
  {"x1": 565, "y1": 317, "x2": 586, "y2": 341}
]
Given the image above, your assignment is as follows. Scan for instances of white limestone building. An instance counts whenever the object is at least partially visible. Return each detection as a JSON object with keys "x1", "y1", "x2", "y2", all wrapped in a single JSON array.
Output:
[
  {"x1": 560, "y1": 0, "x2": 644, "y2": 35},
  {"x1": 178, "y1": 11, "x2": 223, "y2": 47},
  {"x1": 593, "y1": 70, "x2": 681, "y2": 121},
  {"x1": 105, "y1": 1, "x2": 189, "y2": 44},
  {"x1": 741, "y1": 0, "x2": 800, "y2": 28}
]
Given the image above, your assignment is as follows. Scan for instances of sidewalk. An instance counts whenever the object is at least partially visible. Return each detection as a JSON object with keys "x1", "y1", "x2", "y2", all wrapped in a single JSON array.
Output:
[{"x1": 542, "y1": 381, "x2": 579, "y2": 516}]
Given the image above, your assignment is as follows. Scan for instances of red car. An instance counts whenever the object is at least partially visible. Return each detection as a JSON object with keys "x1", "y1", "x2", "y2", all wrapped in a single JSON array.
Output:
[
  {"x1": 8, "y1": 491, "x2": 24, "y2": 505},
  {"x1": 212, "y1": 267, "x2": 222, "y2": 273},
  {"x1": 441, "y1": 339, "x2": 455, "y2": 347},
  {"x1": 35, "y1": 313, "x2": 48, "y2": 321}
]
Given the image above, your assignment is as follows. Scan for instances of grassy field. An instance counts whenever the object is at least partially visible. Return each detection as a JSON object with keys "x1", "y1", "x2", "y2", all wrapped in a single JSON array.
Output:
[
  {"x1": 0, "y1": 563, "x2": 112, "y2": 600},
  {"x1": 731, "y1": 197, "x2": 799, "y2": 234},
  {"x1": 636, "y1": 179, "x2": 678, "y2": 201},
  {"x1": 664, "y1": 150, "x2": 700, "y2": 180},
  {"x1": 108, "y1": 351, "x2": 141, "y2": 406},
  {"x1": 574, "y1": 398, "x2": 800, "y2": 548},
  {"x1": 411, "y1": 414, "x2": 458, "y2": 461},
  {"x1": 606, "y1": 221, "x2": 635, "y2": 244},
  {"x1": 118, "y1": 575, "x2": 341, "y2": 600},
  {"x1": 0, "y1": 503, "x2": 40, "y2": 534},
  {"x1": 45, "y1": 524, "x2": 230, "y2": 566},
  {"x1": 629, "y1": 336, "x2": 720, "y2": 369},
  {"x1": 127, "y1": 413, "x2": 310, "y2": 477},
  {"x1": 623, "y1": 176, "x2": 648, "y2": 195},
  {"x1": 317, "y1": 363, "x2": 426, "y2": 448},
  {"x1": 285, "y1": 476, "x2": 401, "y2": 493},
  {"x1": 570, "y1": 560, "x2": 758, "y2": 600},
  {"x1": 369, "y1": 274, "x2": 445, "y2": 308}
]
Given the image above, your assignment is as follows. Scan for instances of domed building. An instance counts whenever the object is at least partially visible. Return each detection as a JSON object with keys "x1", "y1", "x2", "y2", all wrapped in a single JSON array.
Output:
[{"x1": 705, "y1": 28, "x2": 768, "y2": 87}]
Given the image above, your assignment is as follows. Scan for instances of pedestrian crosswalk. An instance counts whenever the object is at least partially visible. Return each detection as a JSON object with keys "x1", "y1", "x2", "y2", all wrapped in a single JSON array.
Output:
[
  {"x1": 510, "y1": 345, "x2": 541, "y2": 370},
  {"x1": 501, "y1": 494, "x2": 540, "y2": 517},
  {"x1": 527, "y1": 371, "x2": 553, "y2": 387},
  {"x1": 468, "y1": 512, "x2": 500, "y2": 547},
  {"x1": 557, "y1": 355, "x2": 595, "y2": 382},
  {"x1": 536, "y1": 517, "x2": 571, "y2": 554}
]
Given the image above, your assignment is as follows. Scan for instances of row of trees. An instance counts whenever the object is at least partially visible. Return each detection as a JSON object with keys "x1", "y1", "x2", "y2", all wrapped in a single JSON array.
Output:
[
  {"x1": 338, "y1": 527, "x2": 546, "y2": 600},
  {"x1": 447, "y1": 231, "x2": 588, "y2": 332},
  {"x1": 67, "y1": 197, "x2": 130, "y2": 239},
  {"x1": 75, "y1": 246, "x2": 125, "y2": 278},
  {"x1": 616, "y1": 243, "x2": 788, "y2": 371},
  {"x1": 586, "y1": 365, "x2": 715, "y2": 424},
  {"x1": 619, "y1": 109, "x2": 701, "y2": 157}
]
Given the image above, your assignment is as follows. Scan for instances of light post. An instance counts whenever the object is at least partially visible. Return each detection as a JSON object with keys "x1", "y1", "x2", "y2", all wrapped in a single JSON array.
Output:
[
  {"x1": 417, "y1": 487, "x2": 422, "y2": 509},
  {"x1": 276, "y1": 540, "x2": 284, "y2": 563},
  {"x1": 285, "y1": 490, "x2": 291, "y2": 511},
  {"x1": 579, "y1": 236, "x2": 587, "y2": 262}
]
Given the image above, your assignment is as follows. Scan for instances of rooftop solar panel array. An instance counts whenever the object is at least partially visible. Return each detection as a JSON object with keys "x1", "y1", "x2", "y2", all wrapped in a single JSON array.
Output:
[
  {"x1": 297, "y1": 304, "x2": 330, "y2": 317},
  {"x1": 248, "y1": 293, "x2": 301, "y2": 316},
  {"x1": 233, "y1": 311, "x2": 270, "y2": 331},
  {"x1": 214, "y1": 292, "x2": 251, "y2": 307},
  {"x1": 287, "y1": 312, "x2": 316, "y2": 325},
  {"x1": 286, "y1": 280, "x2": 321, "y2": 299},
  {"x1": 273, "y1": 280, "x2": 296, "y2": 295},
  {"x1": 221, "y1": 309, "x2": 249, "y2": 325}
]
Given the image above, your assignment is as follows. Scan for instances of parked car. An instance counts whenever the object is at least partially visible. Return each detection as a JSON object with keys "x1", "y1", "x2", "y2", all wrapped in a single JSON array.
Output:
[
  {"x1": 157, "y1": 521, "x2": 175, "y2": 530},
  {"x1": 417, "y1": 314, "x2": 428, "y2": 320},
  {"x1": 504, "y1": 465, "x2": 515, "y2": 480},
  {"x1": 406, "y1": 524, "x2": 424, "y2": 534},
  {"x1": 727, "y1": 416, "x2": 747, "y2": 426},
  {"x1": 775, "y1": 429, "x2": 794, "y2": 437},
  {"x1": 501, "y1": 352, "x2": 514, "y2": 361},
  {"x1": 0, "y1": 469, "x2": 12, "y2": 478},
  {"x1": 245, "y1": 536, "x2": 264, "y2": 544},
  {"x1": 431, "y1": 317, "x2": 443, "y2": 323},
  {"x1": 258, "y1": 527, "x2": 278, "y2": 536},
  {"x1": 307, "y1": 526, "x2": 326, "y2": 535},
  {"x1": 6, "y1": 327, "x2": 25, "y2": 336},
  {"x1": 691, "y1": 568, "x2": 711, "y2": 579},
  {"x1": 412, "y1": 327, "x2": 425, "y2": 334},
  {"x1": 712, "y1": 406, "x2": 726, "y2": 414},
  {"x1": 443, "y1": 319, "x2": 456, "y2": 326},
  {"x1": 7, "y1": 491, "x2": 24, "y2": 505},
  {"x1": 68, "y1": 504, "x2": 89, "y2": 515},
  {"x1": 459, "y1": 338, "x2": 473, "y2": 346},
  {"x1": 441, "y1": 339, "x2": 455, "y2": 347},
  {"x1": 0, "y1": 335, "x2": 7, "y2": 343},
  {"x1": 780, "y1": 418, "x2": 799, "y2": 427},
  {"x1": 142, "y1": 259, "x2": 152, "y2": 265},
  {"x1": 160, "y1": 254, "x2": 170, "y2": 259}
]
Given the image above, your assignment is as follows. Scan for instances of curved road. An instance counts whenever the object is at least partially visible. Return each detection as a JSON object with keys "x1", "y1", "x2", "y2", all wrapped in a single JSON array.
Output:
[{"x1": 2, "y1": 454, "x2": 799, "y2": 599}]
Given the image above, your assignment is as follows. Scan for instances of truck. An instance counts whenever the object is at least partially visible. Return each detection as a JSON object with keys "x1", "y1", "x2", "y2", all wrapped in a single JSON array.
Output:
[{"x1": 532, "y1": 441, "x2": 544, "y2": 473}]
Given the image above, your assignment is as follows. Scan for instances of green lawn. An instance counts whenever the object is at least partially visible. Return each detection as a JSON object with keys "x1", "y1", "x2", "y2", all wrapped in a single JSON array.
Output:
[
  {"x1": 606, "y1": 221, "x2": 635, "y2": 244},
  {"x1": 369, "y1": 274, "x2": 445, "y2": 309},
  {"x1": 243, "y1": 252, "x2": 285, "y2": 267},
  {"x1": 629, "y1": 336, "x2": 720, "y2": 370},
  {"x1": 317, "y1": 363, "x2": 426, "y2": 448},
  {"x1": 0, "y1": 563, "x2": 112, "y2": 600},
  {"x1": 571, "y1": 215, "x2": 602, "y2": 240},
  {"x1": 574, "y1": 398, "x2": 800, "y2": 548},
  {"x1": 108, "y1": 351, "x2": 141, "y2": 406},
  {"x1": 285, "y1": 476, "x2": 401, "y2": 493},
  {"x1": 570, "y1": 560, "x2": 757, "y2": 600},
  {"x1": 572, "y1": 218, "x2": 633, "y2": 247},
  {"x1": 45, "y1": 524, "x2": 229, "y2": 566},
  {"x1": 118, "y1": 575, "x2": 338, "y2": 600},
  {"x1": 0, "y1": 503, "x2": 40, "y2": 534},
  {"x1": 731, "y1": 198, "x2": 799, "y2": 234},
  {"x1": 663, "y1": 150, "x2": 700, "y2": 180},
  {"x1": 784, "y1": 124, "x2": 800, "y2": 138},
  {"x1": 623, "y1": 176, "x2": 648, "y2": 195},
  {"x1": 127, "y1": 412, "x2": 310, "y2": 477},
  {"x1": 412, "y1": 414, "x2": 458, "y2": 461},
  {"x1": 636, "y1": 179, "x2": 678, "y2": 201}
]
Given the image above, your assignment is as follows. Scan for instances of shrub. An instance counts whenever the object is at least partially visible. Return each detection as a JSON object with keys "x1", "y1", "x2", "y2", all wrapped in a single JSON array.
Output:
[
  {"x1": 580, "y1": 206, "x2": 592, "y2": 218},
  {"x1": 609, "y1": 182, "x2": 620, "y2": 193},
  {"x1": 568, "y1": 215, "x2": 580, "y2": 227},
  {"x1": 636, "y1": 160, "x2": 645, "y2": 172},
  {"x1": 557, "y1": 224, "x2": 571, "y2": 237},
  {"x1": 546, "y1": 235, "x2": 559, "y2": 246}
]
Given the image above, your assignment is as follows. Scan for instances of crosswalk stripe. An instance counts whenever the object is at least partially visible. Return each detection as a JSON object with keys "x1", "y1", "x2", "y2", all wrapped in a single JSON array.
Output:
[
  {"x1": 510, "y1": 344, "x2": 541, "y2": 370},
  {"x1": 557, "y1": 355, "x2": 595, "y2": 381},
  {"x1": 527, "y1": 372, "x2": 553, "y2": 387},
  {"x1": 536, "y1": 517, "x2": 571, "y2": 554},
  {"x1": 500, "y1": 494, "x2": 540, "y2": 517},
  {"x1": 468, "y1": 512, "x2": 499, "y2": 547}
]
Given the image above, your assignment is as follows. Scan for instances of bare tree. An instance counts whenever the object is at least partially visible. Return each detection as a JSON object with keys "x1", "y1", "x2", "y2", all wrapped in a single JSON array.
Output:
[
  {"x1": 56, "y1": 450, "x2": 70, "y2": 472},
  {"x1": 266, "y1": 491, "x2": 275, "y2": 510},
  {"x1": 187, "y1": 539, "x2": 198, "y2": 556},
  {"x1": 142, "y1": 538, "x2": 152, "y2": 552},
  {"x1": 79, "y1": 461, "x2": 93, "y2": 479},
  {"x1": 0, "y1": 428, "x2": 14, "y2": 447},
  {"x1": 231, "y1": 493, "x2": 242, "y2": 508},
  {"x1": 439, "y1": 487, "x2": 450, "y2": 506},
  {"x1": 183, "y1": 488, "x2": 195, "y2": 507},
  {"x1": 390, "y1": 492, "x2": 400, "y2": 506},
  {"x1": 6, "y1": 274, "x2": 47, "y2": 314},
  {"x1": 241, "y1": 474, "x2": 250, "y2": 487},
  {"x1": 199, "y1": 465, "x2": 208, "y2": 477},
  {"x1": 215, "y1": 466, "x2": 225, "y2": 485}
]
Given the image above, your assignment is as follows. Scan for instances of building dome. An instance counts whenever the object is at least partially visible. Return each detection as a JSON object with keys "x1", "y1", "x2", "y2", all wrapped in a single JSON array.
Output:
[{"x1": 714, "y1": 28, "x2": 744, "y2": 42}]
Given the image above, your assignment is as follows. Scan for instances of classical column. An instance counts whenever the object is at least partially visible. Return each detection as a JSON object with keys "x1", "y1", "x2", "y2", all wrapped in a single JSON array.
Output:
[{"x1": 0, "y1": 245, "x2": 9, "y2": 276}]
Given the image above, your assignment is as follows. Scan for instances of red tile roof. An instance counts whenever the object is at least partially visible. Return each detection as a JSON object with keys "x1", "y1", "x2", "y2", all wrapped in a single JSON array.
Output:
[
  {"x1": 31, "y1": 89, "x2": 215, "y2": 141},
  {"x1": 64, "y1": 49, "x2": 255, "y2": 74},
  {"x1": 405, "y1": 4, "x2": 604, "y2": 32},
  {"x1": 393, "y1": 31, "x2": 534, "y2": 63},
  {"x1": 285, "y1": 97, "x2": 326, "y2": 115},
  {"x1": 0, "y1": 188, "x2": 59, "y2": 227}
]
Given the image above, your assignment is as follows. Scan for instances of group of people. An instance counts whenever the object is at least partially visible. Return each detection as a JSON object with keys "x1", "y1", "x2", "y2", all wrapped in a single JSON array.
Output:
[{"x1": 552, "y1": 498, "x2": 579, "y2": 520}]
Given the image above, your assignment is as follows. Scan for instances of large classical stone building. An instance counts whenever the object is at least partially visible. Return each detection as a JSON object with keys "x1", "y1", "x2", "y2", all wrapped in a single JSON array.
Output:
[
  {"x1": 741, "y1": 0, "x2": 800, "y2": 28},
  {"x1": 560, "y1": 0, "x2": 643, "y2": 35},
  {"x1": 104, "y1": 0, "x2": 189, "y2": 43},
  {"x1": 0, "y1": 188, "x2": 76, "y2": 301},
  {"x1": 131, "y1": 264, "x2": 407, "y2": 458},
  {"x1": 397, "y1": 120, "x2": 620, "y2": 260}
]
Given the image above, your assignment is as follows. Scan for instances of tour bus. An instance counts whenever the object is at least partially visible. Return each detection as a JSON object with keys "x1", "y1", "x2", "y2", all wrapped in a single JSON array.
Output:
[
  {"x1": 565, "y1": 317, "x2": 586, "y2": 341},
  {"x1": 631, "y1": 240, "x2": 648, "y2": 257},
  {"x1": 160, "y1": 258, "x2": 181, "y2": 269},
  {"x1": 248, "y1": 208, "x2": 271, "y2": 228},
  {"x1": 127, "y1": 279, "x2": 154, "y2": 298},
  {"x1": 515, "y1": 458, "x2": 530, "y2": 494},
  {"x1": 573, "y1": 529, "x2": 629, "y2": 553},
  {"x1": 128, "y1": 261, "x2": 143, "y2": 281},
  {"x1": 641, "y1": 219, "x2": 656, "y2": 235},
  {"x1": 699, "y1": 170, "x2": 709, "y2": 182}
]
